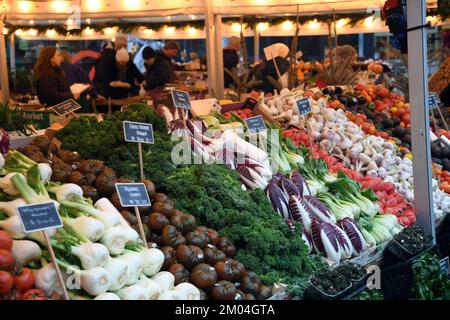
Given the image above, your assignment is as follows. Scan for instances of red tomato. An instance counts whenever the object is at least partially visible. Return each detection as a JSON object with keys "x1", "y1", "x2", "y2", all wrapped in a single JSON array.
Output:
[
  {"x1": 20, "y1": 289, "x2": 48, "y2": 300},
  {"x1": 0, "y1": 231, "x2": 12, "y2": 251},
  {"x1": 0, "y1": 249, "x2": 14, "y2": 271},
  {"x1": 0, "y1": 270, "x2": 13, "y2": 295},
  {"x1": 13, "y1": 268, "x2": 35, "y2": 293}
]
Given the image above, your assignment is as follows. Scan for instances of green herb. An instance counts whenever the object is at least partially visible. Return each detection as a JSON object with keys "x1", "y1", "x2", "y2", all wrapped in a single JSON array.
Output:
[{"x1": 412, "y1": 252, "x2": 450, "y2": 300}]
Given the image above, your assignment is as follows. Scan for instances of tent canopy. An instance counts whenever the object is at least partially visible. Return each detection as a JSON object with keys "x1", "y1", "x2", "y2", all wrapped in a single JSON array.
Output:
[{"x1": 3, "y1": 0, "x2": 439, "y2": 20}]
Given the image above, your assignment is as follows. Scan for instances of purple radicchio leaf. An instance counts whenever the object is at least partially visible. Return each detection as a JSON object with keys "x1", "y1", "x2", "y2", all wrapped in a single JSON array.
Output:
[
  {"x1": 288, "y1": 195, "x2": 313, "y2": 230},
  {"x1": 330, "y1": 224, "x2": 353, "y2": 259},
  {"x1": 290, "y1": 170, "x2": 311, "y2": 197},
  {"x1": 303, "y1": 196, "x2": 336, "y2": 224},
  {"x1": 281, "y1": 177, "x2": 301, "y2": 198},
  {"x1": 265, "y1": 181, "x2": 290, "y2": 219},
  {"x1": 0, "y1": 128, "x2": 10, "y2": 155},
  {"x1": 338, "y1": 218, "x2": 366, "y2": 254}
]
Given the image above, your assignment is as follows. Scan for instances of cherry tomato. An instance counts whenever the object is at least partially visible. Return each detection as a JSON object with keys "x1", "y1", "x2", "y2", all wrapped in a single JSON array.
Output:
[
  {"x1": 20, "y1": 289, "x2": 48, "y2": 300},
  {"x1": 0, "y1": 270, "x2": 14, "y2": 295},
  {"x1": 0, "y1": 249, "x2": 14, "y2": 271},
  {"x1": 13, "y1": 268, "x2": 35, "y2": 293}
]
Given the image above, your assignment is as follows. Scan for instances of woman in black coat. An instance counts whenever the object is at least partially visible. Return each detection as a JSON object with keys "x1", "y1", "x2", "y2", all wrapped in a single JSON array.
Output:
[{"x1": 34, "y1": 46, "x2": 79, "y2": 107}]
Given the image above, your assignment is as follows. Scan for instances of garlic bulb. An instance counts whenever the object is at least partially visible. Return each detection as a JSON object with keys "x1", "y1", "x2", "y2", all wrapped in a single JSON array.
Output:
[
  {"x1": 100, "y1": 226, "x2": 128, "y2": 255},
  {"x1": 0, "y1": 216, "x2": 26, "y2": 239},
  {"x1": 140, "y1": 248, "x2": 164, "y2": 277},
  {"x1": 70, "y1": 216, "x2": 105, "y2": 242},
  {"x1": 104, "y1": 258, "x2": 129, "y2": 291},
  {"x1": 120, "y1": 252, "x2": 143, "y2": 286},
  {"x1": 71, "y1": 243, "x2": 110, "y2": 270},
  {"x1": 116, "y1": 285, "x2": 148, "y2": 300},
  {"x1": 94, "y1": 292, "x2": 121, "y2": 300}
]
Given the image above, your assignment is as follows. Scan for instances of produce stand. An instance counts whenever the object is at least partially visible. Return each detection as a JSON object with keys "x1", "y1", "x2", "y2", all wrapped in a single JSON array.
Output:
[{"x1": 0, "y1": 0, "x2": 449, "y2": 303}]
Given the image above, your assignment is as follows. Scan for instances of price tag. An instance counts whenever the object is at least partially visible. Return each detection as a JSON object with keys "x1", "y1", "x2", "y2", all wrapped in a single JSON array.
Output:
[
  {"x1": 440, "y1": 257, "x2": 450, "y2": 276},
  {"x1": 244, "y1": 115, "x2": 267, "y2": 135},
  {"x1": 123, "y1": 121, "x2": 154, "y2": 144},
  {"x1": 51, "y1": 99, "x2": 82, "y2": 116},
  {"x1": 171, "y1": 89, "x2": 192, "y2": 109},
  {"x1": 263, "y1": 44, "x2": 279, "y2": 61},
  {"x1": 429, "y1": 92, "x2": 441, "y2": 110},
  {"x1": 296, "y1": 98, "x2": 312, "y2": 116},
  {"x1": 115, "y1": 183, "x2": 151, "y2": 207},
  {"x1": 16, "y1": 202, "x2": 63, "y2": 233}
]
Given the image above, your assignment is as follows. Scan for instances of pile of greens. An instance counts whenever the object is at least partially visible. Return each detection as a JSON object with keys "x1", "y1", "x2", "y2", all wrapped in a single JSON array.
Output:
[
  {"x1": 56, "y1": 104, "x2": 176, "y2": 187},
  {"x1": 165, "y1": 164, "x2": 324, "y2": 296},
  {"x1": 0, "y1": 104, "x2": 28, "y2": 132},
  {"x1": 412, "y1": 252, "x2": 450, "y2": 300}
]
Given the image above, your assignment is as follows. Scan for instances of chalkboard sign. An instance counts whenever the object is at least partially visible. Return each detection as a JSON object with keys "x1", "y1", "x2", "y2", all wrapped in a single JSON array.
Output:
[
  {"x1": 245, "y1": 115, "x2": 267, "y2": 135},
  {"x1": 440, "y1": 257, "x2": 450, "y2": 276},
  {"x1": 51, "y1": 99, "x2": 81, "y2": 116},
  {"x1": 115, "y1": 183, "x2": 151, "y2": 207},
  {"x1": 123, "y1": 121, "x2": 154, "y2": 144},
  {"x1": 171, "y1": 89, "x2": 192, "y2": 109},
  {"x1": 16, "y1": 202, "x2": 63, "y2": 233},
  {"x1": 429, "y1": 92, "x2": 441, "y2": 110},
  {"x1": 296, "y1": 98, "x2": 311, "y2": 116}
]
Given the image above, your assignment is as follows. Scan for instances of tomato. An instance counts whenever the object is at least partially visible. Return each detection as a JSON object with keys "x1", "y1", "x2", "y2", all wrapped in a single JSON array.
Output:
[
  {"x1": 0, "y1": 270, "x2": 13, "y2": 295},
  {"x1": 0, "y1": 249, "x2": 14, "y2": 270},
  {"x1": 20, "y1": 289, "x2": 48, "y2": 300},
  {"x1": 13, "y1": 268, "x2": 35, "y2": 293},
  {"x1": 441, "y1": 171, "x2": 450, "y2": 178},
  {"x1": 0, "y1": 231, "x2": 12, "y2": 251}
]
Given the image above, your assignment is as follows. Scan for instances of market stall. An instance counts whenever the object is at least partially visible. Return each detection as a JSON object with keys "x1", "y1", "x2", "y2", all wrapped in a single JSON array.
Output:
[{"x1": 0, "y1": 0, "x2": 449, "y2": 301}]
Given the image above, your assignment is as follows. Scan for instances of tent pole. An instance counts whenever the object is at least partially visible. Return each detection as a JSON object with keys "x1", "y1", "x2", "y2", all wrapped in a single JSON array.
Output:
[
  {"x1": 0, "y1": 15, "x2": 10, "y2": 104},
  {"x1": 254, "y1": 30, "x2": 260, "y2": 63},
  {"x1": 9, "y1": 33, "x2": 15, "y2": 75},
  {"x1": 214, "y1": 14, "x2": 224, "y2": 100},
  {"x1": 407, "y1": 0, "x2": 435, "y2": 240},
  {"x1": 205, "y1": 0, "x2": 217, "y2": 98}
]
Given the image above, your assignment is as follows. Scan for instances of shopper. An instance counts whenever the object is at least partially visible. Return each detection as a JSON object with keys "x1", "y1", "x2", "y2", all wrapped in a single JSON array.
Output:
[
  {"x1": 142, "y1": 46, "x2": 157, "y2": 83},
  {"x1": 252, "y1": 43, "x2": 290, "y2": 93},
  {"x1": 34, "y1": 46, "x2": 78, "y2": 107},
  {"x1": 146, "y1": 41, "x2": 180, "y2": 90},
  {"x1": 103, "y1": 48, "x2": 145, "y2": 99},
  {"x1": 223, "y1": 36, "x2": 240, "y2": 88},
  {"x1": 94, "y1": 35, "x2": 128, "y2": 96}
]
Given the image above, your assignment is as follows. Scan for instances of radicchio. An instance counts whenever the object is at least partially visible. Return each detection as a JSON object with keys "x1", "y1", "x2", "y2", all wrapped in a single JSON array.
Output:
[
  {"x1": 290, "y1": 171, "x2": 311, "y2": 197},
  {"x1": 302, "y1": 228, "x2": 314, "y2": 254},
  {"x1": 303, "y1": 196, "x2": 336, "y2": 224},
  {"x1": 0, "y1": 128, "x2": 10, "y2": 155},
  {"x1": 337, "y1": 218, "x2": 367, "y2": 255},
  {"x1": 288, "y1": 195, "x2": 314, "y2": 230},
  {"x1": 311, "y1": 219, "x2": 341, "y2": 263},
  {"x1": 266, "y1": 182, "x2": 290, "y2": 220},
  {"x1": 330, "y1": 224, "x2": 354, "y2": 259},
  {"x1": 281, "y1": 177, "x2": 301, "y2": 198}
]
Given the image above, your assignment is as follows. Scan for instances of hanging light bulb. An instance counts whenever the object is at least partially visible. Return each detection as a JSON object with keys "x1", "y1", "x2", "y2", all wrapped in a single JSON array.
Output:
[
  {"x1": 336, "y1": 19, "x2": 348, "y2": 29},
  {"x1": 17, "y1": 1, "x2": 32, "y2": 12},
  {"x1": 363, "y1": 17, "x2": 375, "y2": 28},
  {"x1": 84, "y1": 27, "x2": 94, "y2": 35},
  {"x1": 281, "y1": 20, "x2": 293, "y2": 30},
  {"x1": 231, "y1": 23, "x2": 241, "y2": 32},
  {"x1": 257, "y1": 22, "x2": 268, "y2": 31},
  {"x1": 104, "y1": 27, "x2": 115, "y2": 35},
  {"x1": 308, "y1": 19, "x2": 320, "y2": 29},
  {"x1": 187, "y1": 27, "x2": 197, "y2": 35},
  {"x1": 164, "y1": 26, "x2": 176, "y2": 34},
  {"x1": 27, "y1": 28, "x2": 38, "y2": 37},
  {"x1": 51, "y1": 1, "x2": 67, "y2": 12},
  {"x1": 127, "y1": 0, "x2": 141, "y2": 10},
  {"x1": 87, "y1": 0, "x2": 102, "y2": 11},
  {"x1": 2, "y1": 28, "x2": 9, "y2": 35},
  {"x1": 143, "y1": 28, "x2": 154, "y2": 35},
  {"x1": 46, "y1": 29, "x2": 57, "y2": 37}
]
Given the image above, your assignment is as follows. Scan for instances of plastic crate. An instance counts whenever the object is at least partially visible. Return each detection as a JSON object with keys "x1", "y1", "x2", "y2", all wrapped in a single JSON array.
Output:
[
  {"x1": 436, "y1": 230, "x2": 450, "y2": 258},
  {"x1": 387, "y1": 238, "x2": 430, "y2": 261},
  {"x1": 380, "y1": 259, "x2": 414, "y2": 300},
  {"x1": 304, "y1": 279, "x2": 352, "y2": 300}
]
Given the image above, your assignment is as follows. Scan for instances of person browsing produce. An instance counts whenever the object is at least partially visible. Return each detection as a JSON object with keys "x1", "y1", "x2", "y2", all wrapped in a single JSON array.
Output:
[
  {"x1": 34, "y1": 46, "x2": 80, "y2": 107},
  {"x1": 145, "y1": 41, "x2": 180, "y2": 90}
]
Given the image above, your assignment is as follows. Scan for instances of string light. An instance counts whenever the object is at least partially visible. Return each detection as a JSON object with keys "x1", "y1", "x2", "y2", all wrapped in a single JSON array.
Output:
[
  {"x1": 87, "y1": 0, "x2": 102, "y2": 11},
  {"x1": 143, "y1": 28, "x2": 154, "y2": 35},
  {"x1": 231, "y1": 23, "x2": 241, "y2": 32},
  {"x1": 51, "y1": 1, "x2": 67, "y2": 12},
  {"x1": 84, "y1": 27, "x2": 94, "y2": 35},
  {"x1": 308, "y1": 19, "x2": 320, "y2": 29},
  {"x1": 164, "y1": 26, "x2": 176, "y2": 34},
  {"x1": 336, "y1": 18, "x2": 348, "y2": 29},
  {"x1": 257, "y1": 22, "x2": 268, "y2": 31},
  {"x1": 127, "y1": 0, "x2": 141, "y2": 10},
  {"x1": 2, "y1": 28, "x2": 8, "y2": 35},
  {"x1": 281, "y1": 20, "x2": 293, "y2": 30},
  {"x1": 46, "y1": 29, "x2": 56, "y2": 37},
  {"x1": 104, "y1": 27, "x2": 115, "y2": 35},
  {"x1": 363, "y1": 17, "x2": 375, "y2": 28},
  {"x1": 15, "y1": 29, "x2": 23, "y2": 36},
  {"x1": 17, "y1": 1, "x2": 31, "y2": 12},
  {"x1": 27, "y1": 28, "x2": 38, "y2": 37},
  {"x1": 187, "y1": 27, "x2": 197, "y2": 35}
]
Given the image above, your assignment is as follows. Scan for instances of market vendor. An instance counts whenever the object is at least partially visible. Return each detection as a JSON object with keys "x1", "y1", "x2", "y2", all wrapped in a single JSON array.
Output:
[
  {"x1": 34, "y1": 46, "x2": 80, "y2": 107},
  {"x1": 103, "y1": 48, "x2": 145, "y2": 99},
  {"x1": 223, "y1": 36, "x2": 241, "y2": 88},
  {"x1": 251, "y1": 43, "x2": 290, "y2": 93},
  {"x1": 145, "y1": 41, "x2": 180, "y2": 90}
]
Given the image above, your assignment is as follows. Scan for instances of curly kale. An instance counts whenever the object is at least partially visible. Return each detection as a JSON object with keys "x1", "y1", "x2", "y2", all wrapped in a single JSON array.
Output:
[{"x1": 166, "y1": 164, "x2": 324, "y2": 296}]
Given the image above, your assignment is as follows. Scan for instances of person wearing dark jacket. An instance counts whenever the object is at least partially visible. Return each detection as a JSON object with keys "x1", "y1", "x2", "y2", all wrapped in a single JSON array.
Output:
[
  {"x1": 145, "y1": 41, "x2": 180, "y2": 90},
  {"x1": 34, "y1": 46, "x2": 79, "y2": 107},
  {"x1": 94, "y1": 35, "x2": 128, "y2": 96},
  {"x1": 223, "y1": 36, "x2": 240, "y2": 88},
  {"x1": 252, "y1": 43, "x2": 290, "y2": 94},
  {"x1": 103, "y1": 48, "x2": 145, "y2": 99}
]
